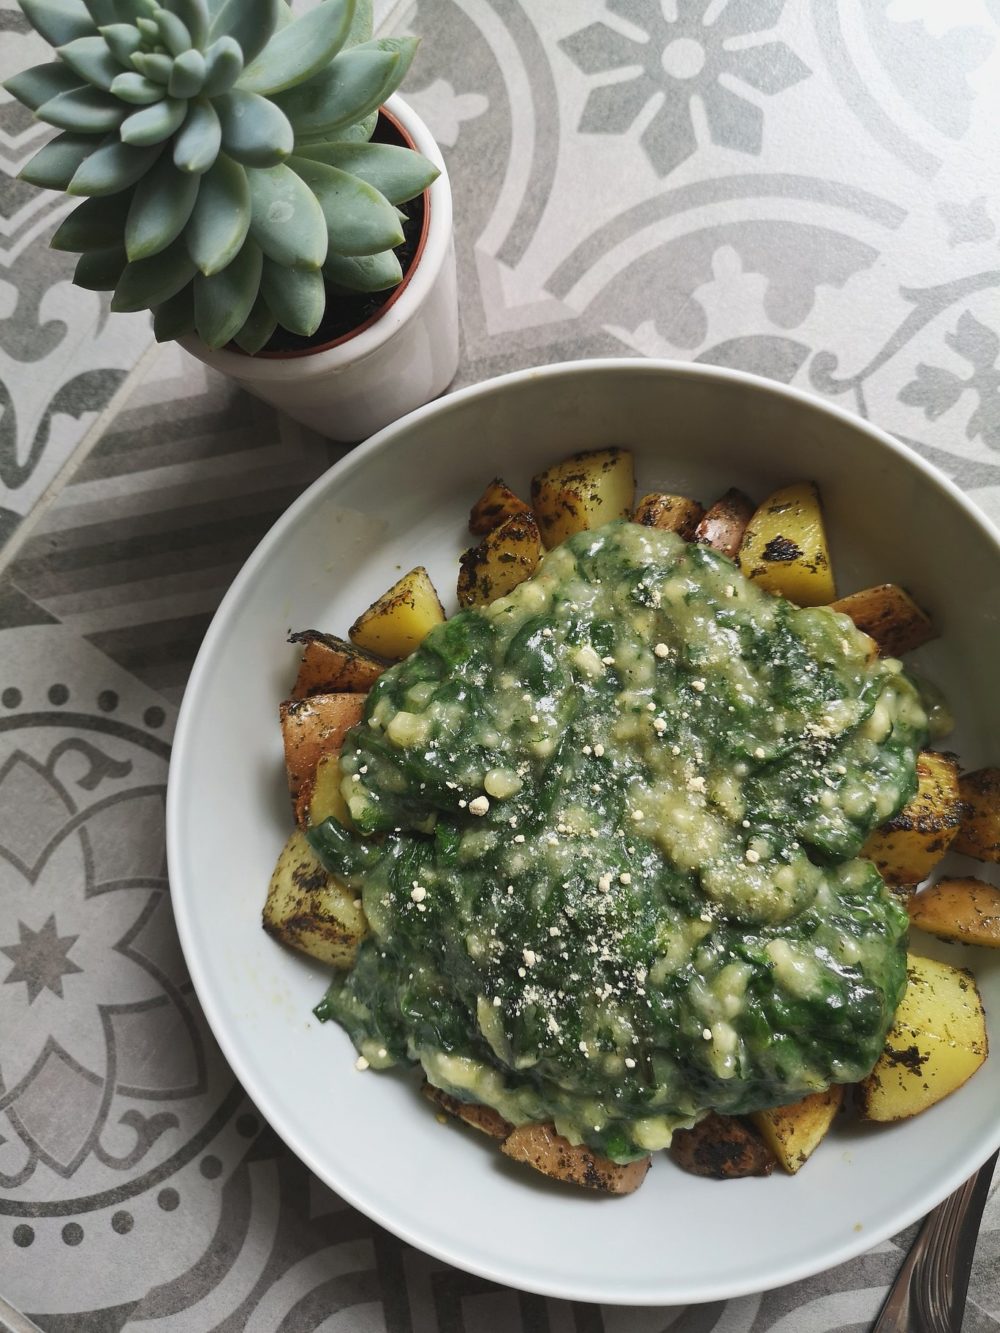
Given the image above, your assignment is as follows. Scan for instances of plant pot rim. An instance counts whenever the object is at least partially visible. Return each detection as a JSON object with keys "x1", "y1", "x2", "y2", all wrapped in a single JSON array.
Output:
[
  {"x1": 253, "y1": 101, "x2": 432, "y2": 361},
  {"x1": 179, "y1": 92, "x2": 452, "y2": 384}
]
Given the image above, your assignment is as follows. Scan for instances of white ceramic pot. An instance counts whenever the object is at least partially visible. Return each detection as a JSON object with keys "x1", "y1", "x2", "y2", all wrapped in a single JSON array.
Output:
[{"x1": 180, "y1": 94, "x2": 459, "y2": 442}]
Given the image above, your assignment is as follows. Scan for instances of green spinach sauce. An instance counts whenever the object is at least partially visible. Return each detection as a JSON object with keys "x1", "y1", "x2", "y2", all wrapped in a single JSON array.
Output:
[{"x1": 308, "y1": 523, "x2": 926, "y2": 1161}]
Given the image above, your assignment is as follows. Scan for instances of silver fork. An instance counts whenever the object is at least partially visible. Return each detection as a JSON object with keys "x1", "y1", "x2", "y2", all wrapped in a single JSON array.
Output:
[{"x1": 871, "y1": 1150, "x2": 998, "y2": 1332}]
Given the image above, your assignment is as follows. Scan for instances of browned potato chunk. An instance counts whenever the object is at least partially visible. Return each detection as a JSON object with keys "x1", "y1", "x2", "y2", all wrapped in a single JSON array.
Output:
[
  {"x1": 953, "y1": 768, "x2": 1000, "y2": 862},
  {"x1": 694, "y1": 488, "x2": 754, "y2": 558},
  {"x1": 280, "y1": 692, "x2": 366, "y2": 802},
  {"x1": 349, "y1": 566, "x2": 446, "y2": 660},
  {"x1": 500, "y1": 1122, "x2": 650, "y2": 1194},
  {"x1": 289, "y1": 630, "x2": 387, "y2": 697},
  {"x1": 862, "y1": 750, "x2": 962, "y2": 886},
  {"x1": 750, "y1": 1087, "x2": 843, "y2": 1174},
  {"x1": 633, "y1": 492, "x2": 704, "y2": 540},
  {"x1": 531, "y1": 447, "x2": 634, "y2": 549},
  {"x1": 908, "y1": 877, "x2": 1000, "y2": 947},
  {"x1": 668, "y1": 1112, "x2": 775, "y2": 1179},
  {"x1": 295, "y1": 749, "x2": 353, "y2": 830},
  {"x1": 421, "y1": 1083, "x2": 513, "y2": 1139},
  {"x1": 829, "y1": 584, "x2": 936, "y2": 658},
  {"x1": 857, "y1": 955, "x2": 988, "y2": 1121},
  {"x1": 457, "y1": 511, "x2": 544, "y2": 608},
  {"x1": 737, "y1": 482, "x2": 836, "y2": 606},
  {"x1": 469, "y1": 477, "x2": 531, "y2": 535},
  {"x1": 262, "y1": 829, "x2": 367, "y2": 968}
]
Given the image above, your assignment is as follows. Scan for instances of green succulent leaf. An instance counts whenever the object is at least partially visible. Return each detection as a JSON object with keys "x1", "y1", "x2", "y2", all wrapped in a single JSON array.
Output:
[
  {"x1": 57, "y1": 35, "x2": 121, "y2": 89},
  {"x1": 292, "y1": 141, "x2": 437, "y2": 205},
  {"x1": 169, "y1": 49, "x2": 206, "y2": 98},
  {"x1": 111, "y1": 234, "x2": 197, "y2": 311},
  {"x1": 323, "y1": 245, "x2": 400, "y2": 292},
  {"x1": 185, "y1": 151, "x2": 250, "y2": 273},
  {"x1": 164, "y1": 0, "x2": 208, "y2": 50},
  {"x1": 173, "y1": 97, "x2": 220, "y2": 173},
  {"x1": 152, "y1": 283, "x2": 196, "y2": 342},
  {"x1": 290, "y1": 157, "x2": 402, "y2": 256},
  {"x1": 247, "y1": 163, "x2": 327, "y2": 269},
  {"x1": 233, "y1": 293, "x2": 277, "y2": 355},
  {"x1": 68, "y1": 138, "x2": 162, "y2": 195},
  {"x1": 344, "y1": 0, "x2": 371, "y2": 47},
  {"x1": 110, "y1": 70, "x2": 162, "y2": 103},
  {"x1": 120, "y1": 97, "x2": 188, "y2": 146},
  {"x1": 238, "y1": 0, "x2": 353, "y2": 97},
  {"x1": 99, "y1": 23, "x2": 142, "y2": 64},
  {"x1": 74, "y1": 242, "x2": 127, "y2": 290},
  {"x1": 216, "y1": 89, "x2": 293, "y2": 166},
  {"x1": 272, "y1": 43, "x2": 401, "y2": 140},
  {"x1": 20, "y1": 0, "x2": 95, "y2": 47},
  {"x1": 82, "y1": 0, "x2": 133, "y2": 24},
  {"x1": 131, "y1": 51, "x2": 173, "y2": 84},
  {"x1": 209, "y1": 0, "x2": 280, "y2": 66},
  {"x1": 154, "y1": 8, "x2": 192, "y2": 56},
  {"x1": 201, "y1": 36, "x2": 243, "y2": 96},
  {"x1": 126, "y1": 154, "x2": 199, "y2": 259},
  {"x1": 340, "y1": 109, "x2": 377, "y2": 143},
  {"x1": 260, "y1": 259, "x2": 324, "y2": 335},
  {"x1": 135, "y1": 16, "x2": 159, "y2": 41},
  {"x1": 2, "y1": 61, "x2": 82, "y2": 111},
  {"x1": 37, "y1": 85, "x2": 124, "y2": 132},
  {"x1": 194, "y1": 237, "x2": 263, "y2": 347},
  {"x1": 50, "y1": 189, "x2": 133, "y2": 250},
  {"x1": 19, "y1": 132, "x2": 94, "y2": 190}
]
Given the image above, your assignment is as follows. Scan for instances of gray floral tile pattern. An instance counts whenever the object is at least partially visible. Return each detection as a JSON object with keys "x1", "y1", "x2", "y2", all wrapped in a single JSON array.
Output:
[{"x1": 1, "y1": 1, "x2": 1000, "y2": 1330}]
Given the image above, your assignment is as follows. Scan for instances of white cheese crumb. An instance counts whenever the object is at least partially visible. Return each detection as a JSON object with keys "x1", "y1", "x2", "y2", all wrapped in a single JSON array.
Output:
[
  {"x1": 542, "y1": 627, "x2": 553, "y2": 637},
  {"x1": 653, "y1": 717, "x2": 667, "y2": 735},
  {"x1": 493, "y1": 995, "x2": 502, "y2": 1007},
  {"x1": 378, "y1": 1047, "x2": 387, "y2": 1058},
  {"x1": 593, "y1": 743, "x2": 605, "y2": 757},
  {"x1": 445, "y1": 780, "x2": 457, "y2": 789},
  {"x1": 468, "y1": 795, "x2": 490, "y2": 816},
  {"x1": 355, "y1": 1055, "x2": 370, "y2": 1071},
  {"x1": 745, "y1": 848, "x2": 761, "y2": 863},
  {"x1": 688, "y1": 775, "x2": 707, "y2": 793},
  {"x1": 602, "y1": 655, "x2": 615, "y2": 665},
  {"x1": 458, "y1": 799, "x2": 467, "y2": 808},
  {"x1": 619, "y1": 872, "x2": 632, "y2": 885},
  {"x1": 410, "y1": 884, "x2": 427, "y2": 903},
  {"x1": 549, "y1": 925, "x2": 561, "y2": 937},
  {"x1": 547, "y1": 1014, "x2": 561, "y2": 1035},
  {"x1": 691, "y1": 679, "x2": 706, "y2": 692},
  {"x1": 631, "y1": 809, "x2": 644, "y2": 822},
  {"x1": 416, "y1": 903, "x2": 426, "y2": 912},
  {"x1": 517, "y1": 966, "x2": 526, "y2": 977},
  {"x1": 513, "y1": 833, "x2": 525, "y2": 843},
  {"x1": 646, "y1": 701, "x2": 656, "y2": 712},
  {"x1": 671, "y1": 745, "x2": 681, "y2": 756},
  {"x1": 654, "y1": 642, "x2": 669, "y2": 658},
  {"x1": 578, "y1": 1040, "x2": 589, "y2": 1056},
  {"x1": 702, "y1": 1028, "x2": 713, "y2": 1041},
  {"x1": 624, "y1": 1057, "x2": 636, "y2": 1068},
  {"x1": 522, "y1": 948, "x2": 537, "y2": 967},
  {"x1": 753, "y1": 746, "x2": 766, "y2": 759},
  {"x1": 725, "y1": 584, "x2": 735, "y2": 597},
  {"x1": 529, "y1": 713, "x2": 539, "y2": 724},
  {"x1": 582, "y1": 744, "x2": 592, "y2": 755},
  {"x1": 597, "y1": 873, "x2": 613, "y2": 893}
]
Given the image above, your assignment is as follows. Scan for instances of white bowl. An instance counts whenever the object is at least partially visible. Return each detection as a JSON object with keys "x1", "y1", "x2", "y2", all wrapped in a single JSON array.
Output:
[{"x1": 167, "y1": 359, "x2": 1000, "y2": 1305}]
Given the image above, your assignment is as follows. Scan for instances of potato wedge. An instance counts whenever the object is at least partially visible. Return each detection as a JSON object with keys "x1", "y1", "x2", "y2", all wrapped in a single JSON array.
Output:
[
  {"x1": 263, "y1": 829, "x2": 367, "y2": 968},
  {"x1": 289, "y1": 630, "x2": 388, "y2": 698},
  {"x1": 829, "y1": 584, "x2": 936, "y2": 658},
  {"x1": 737, "y1": 481, "x2": 835, "y2": 605},
  {"x1": 750, "y1": 1086, "x2": 843, "y2": 1174},
  {"x1": 469, "y1": 477, "x2": 531, "y2": 536},
  {"x1": 457, "y1": 511, "x2": 544, "y2": 608},
  {"x1": 857, "y1": 954, "x2": 988, "y2": 1121},
  {"x1": 633, "y1": 492, "x2": 704, "y2": 540},
  {"x1": 908, "y1": 877, "x2": 1000, "y2": 948},
  {"x1": 280, "y1": 692, "x2": 366, "y2": 802},
  {"x1": 953, "y1": 767, "x2": 1000, "y2": 862},
  {"x1": 349, "y1": 566, "x2": 446, "y2": 660},
  {"x1": 669, "y1": 1112, "x2": 775, "y2": 1179},
  {"x1": 500, "y1": 1122, "x2": 650, "y2": 1194},
  {"x1": 694, "y1": 488, "x2": 754, "y2": 559},
  {"x1": 422, "y1": 1082, "x2": 513, "y2": 1139},
  {"x1": 862, "y1": 750, "x2": 962, "y2": 886},
  {"x1": 295, "y1": 749, "x2": 353, "y2": 830},
  {"x1": 530, "y1": 447, "x2": 634, "y2": 549}
]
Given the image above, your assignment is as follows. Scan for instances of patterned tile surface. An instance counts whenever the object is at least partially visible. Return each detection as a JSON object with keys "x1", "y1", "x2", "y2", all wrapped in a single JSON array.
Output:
[{"x1": 1, "y1": 1, "x2": 1000, "y2": 1330}]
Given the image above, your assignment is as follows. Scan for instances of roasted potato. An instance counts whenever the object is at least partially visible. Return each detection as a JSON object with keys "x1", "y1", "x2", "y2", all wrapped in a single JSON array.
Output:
[
  {"x1": 295, "y1": 749, "x2": 353, "y2": 830},
  {"x1": 469, "y1": 477, "x2": 531, "y2": 535},
  {"x1": 829, "y1": 584, "x2": 936, "y2": 657},
  {"x1": 908, "y1": 877, "x2": 1000, "y2": 948},
  {"x1": 457, "y1": 511, "x2": 544, "y2": 608},
  {"x1": 694, "y1": 488, "x2": 754, "y2": 559},
  {"x1": 280, "y1": 692, "x2": 366, "y2": 802},
  {"x1": 953, "y1": 767, "x2": 1000, "y2": 862},
  {"x1": 422, "y1": 1082, "x2": 513, "y2": 1139},
  {"x1": 857, "y1": 954, "x2": 988, "y2": 1121},
  {"x1": 289, "y1": 630, "x2": 388, "y2": 697},
  {"x1": 737, "y1": 481, "x2": 835, "y2": 606},
  {"x1": 263, "y1": 829, "x2": 367, "y2": 968},
  {"x1": 862, "y1": 750, "x2": 962, "y2": 886},
  {"x1": 530, "y1": 447, "x2": 634, "y2": 549},
  {"x1": 668, "y1": 1112, "x2": 774, "y2": 1179},
  {"x1": 500, "y1": 1121, "x2": 650, "y2": 1194},
  {"x1": 349, "y1": 566, "x2": 446, "y2": 660},
  {"x1": 750, "y1": 1086, "x2": 843, "y2": 1175},
  {"x1": 633, "y1": 492, "x2": 704, "y2": 540}
]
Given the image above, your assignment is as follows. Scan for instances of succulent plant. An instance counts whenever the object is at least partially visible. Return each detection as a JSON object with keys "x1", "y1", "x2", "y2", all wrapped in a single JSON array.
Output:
[{"x1": 5, "y1": 0, "x2": 438, "y2": 353}]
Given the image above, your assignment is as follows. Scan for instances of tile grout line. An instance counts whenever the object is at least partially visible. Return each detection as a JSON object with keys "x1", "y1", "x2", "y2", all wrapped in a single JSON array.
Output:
[{"x1": 0, "y1": 338, "x2": 160, "y2": 584}]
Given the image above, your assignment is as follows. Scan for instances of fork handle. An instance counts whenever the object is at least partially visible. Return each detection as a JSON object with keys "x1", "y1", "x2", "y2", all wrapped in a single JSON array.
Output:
[{"x1": 871, "y1": 1150, "x2": 998, "y2": 1333}]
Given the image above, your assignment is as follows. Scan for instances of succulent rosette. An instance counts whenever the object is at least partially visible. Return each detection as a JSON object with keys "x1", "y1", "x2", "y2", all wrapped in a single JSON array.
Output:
[{"x1": 5, "y1": 0, "x2": 438, "y2": 352}]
